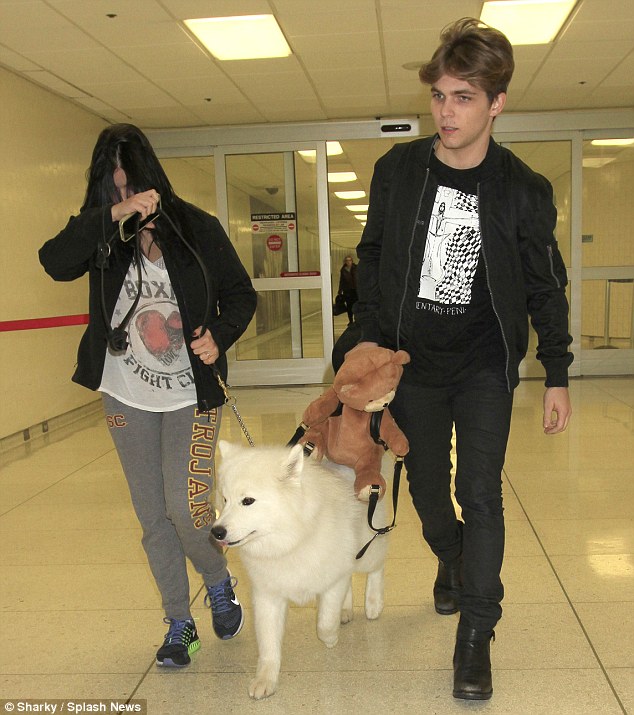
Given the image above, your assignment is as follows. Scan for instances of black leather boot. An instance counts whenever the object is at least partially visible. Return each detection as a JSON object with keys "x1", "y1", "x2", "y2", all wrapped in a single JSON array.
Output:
[
  {"x1": 433, "y1": 555, "x2": 462, "y2": 615},
  {"x1": 452, "y1": 622, "x2": 495, "y2": 700}
]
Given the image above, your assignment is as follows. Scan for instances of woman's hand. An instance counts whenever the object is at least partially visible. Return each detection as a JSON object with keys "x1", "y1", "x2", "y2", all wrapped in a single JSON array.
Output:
[
  {"x1": 191, "y1": 327, "x2": 220, "y2": 365},
  {"x1": 111, "y1": 190, "x2": 160, "y2": 222}
]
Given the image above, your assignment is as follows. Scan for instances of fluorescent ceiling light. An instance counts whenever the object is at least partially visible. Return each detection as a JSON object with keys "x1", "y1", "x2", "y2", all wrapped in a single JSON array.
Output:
[
  {"x1": 184, "y1": 15, "x2": 291, "y2": 60},
  {"x1": 346, "y1": 204, "x2": 369, "y2": 212},
  {"x1": 298, "y1": 142, "x2": 343, "y2": 162},
  {"x1": 328, "y1": 171, "x2": 357, "y2": 183},
  {"x1": 354, "y1": 214, "x2": 368, "y2": 221},
  {"x1": 583, "y1": 157, "x2": 615, "y2": 168},
  {"x1": 335, "y1": 190, "x2": 366, "y2": 199},
  {"x1": 480, "y1": 0, "x2": 576, "y2": 45},
  {"x1": 591, "y1": 138, "x2": 634, "y2": 146}
]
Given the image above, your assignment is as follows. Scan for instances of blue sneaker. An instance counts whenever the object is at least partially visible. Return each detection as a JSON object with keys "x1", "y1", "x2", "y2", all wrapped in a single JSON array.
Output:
[
  {"x1": 205, "y1": 576, "x2": 244, "y2": 640},
  {"x1": 155, "y1": 618, "x2": 200, "y2": 667}
]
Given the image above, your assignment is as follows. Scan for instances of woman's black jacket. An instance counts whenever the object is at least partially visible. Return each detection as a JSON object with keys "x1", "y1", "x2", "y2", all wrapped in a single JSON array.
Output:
[{"x1": 39, "y1": 200, "x2": 257, "y2": 411}]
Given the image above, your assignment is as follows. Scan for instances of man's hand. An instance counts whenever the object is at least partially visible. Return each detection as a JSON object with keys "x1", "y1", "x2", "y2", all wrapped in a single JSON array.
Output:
[{"x1": 543, "y1": 386, "x2": 571, "y2": 434}]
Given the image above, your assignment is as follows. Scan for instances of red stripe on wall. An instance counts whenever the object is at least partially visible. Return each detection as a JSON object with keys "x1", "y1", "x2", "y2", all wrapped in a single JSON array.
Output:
[{"x1": 0, "y1": 315, "x2": 89, "y2": 332}]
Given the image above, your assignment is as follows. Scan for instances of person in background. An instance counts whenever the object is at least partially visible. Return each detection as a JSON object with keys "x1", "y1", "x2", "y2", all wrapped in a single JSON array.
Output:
[
  {"x1": 338, "y1": 254, "x2": 358, "y2": 324},
  {"x1": 354, "y1": 18, "x2": 573, "y2": 700},
  {"x1": 39, "y1": 124, "x2": 257, "y2": 668}
]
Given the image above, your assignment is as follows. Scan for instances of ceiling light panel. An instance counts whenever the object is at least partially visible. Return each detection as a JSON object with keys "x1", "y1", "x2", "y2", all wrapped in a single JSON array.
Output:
[
  {"x1": 184, "y1": 15, "x2": 292, "y2": 61},
  {"x1": 327, "y1": 172, "x2": 357, "y2": 183},
  {"x1": 591, "y1": 138, "x2": 634, "y2": 146},
  {"x1": 335, "y1": 191, "x2": 366, "y2": 199},
  {"x1": 480, "y1": 0, "x2": 577, "y2": 45},
  {"x1": 298, "y1": 141, "x2": 344, "y2": 163}
]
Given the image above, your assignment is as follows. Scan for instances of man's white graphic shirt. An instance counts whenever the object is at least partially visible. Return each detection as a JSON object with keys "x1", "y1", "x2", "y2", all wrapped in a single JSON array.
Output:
[{"x1": 419, "y1": 185, "x2": 480, "y2": 307}]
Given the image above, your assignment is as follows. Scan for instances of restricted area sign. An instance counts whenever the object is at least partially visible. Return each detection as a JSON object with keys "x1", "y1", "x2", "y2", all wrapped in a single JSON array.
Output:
[
  {"x1": 266, "y1": 234, "x2": 283, "y2": 251},
  {"x1": 251, "y1": 212, "x2": 296, "y2": 234}
]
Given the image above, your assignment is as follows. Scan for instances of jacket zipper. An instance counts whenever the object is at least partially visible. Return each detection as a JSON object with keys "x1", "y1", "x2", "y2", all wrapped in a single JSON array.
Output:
[
  {"x1": 478, "y1": 182, "x2": 511, "y2": 393},
  {"x1": 546, "y1": 244, "x2": 561, "y2": 288},
  {"x1": 396, "y1": 167, "x2": 430, "y2": 351}
]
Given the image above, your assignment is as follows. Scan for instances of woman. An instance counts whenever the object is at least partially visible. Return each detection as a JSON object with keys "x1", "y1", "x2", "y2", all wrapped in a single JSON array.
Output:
[
  {"x1": 337, "y1": 255, "x2": 358, "y2": 324},
  {"x1": 39, "y1": 124, "x2": 257, "y2": 667}
]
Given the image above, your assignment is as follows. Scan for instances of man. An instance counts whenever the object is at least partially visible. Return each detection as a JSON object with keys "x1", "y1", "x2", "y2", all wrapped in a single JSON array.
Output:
[{"x1": 354, "y1": 17, "x2": 573, "y2": 700}]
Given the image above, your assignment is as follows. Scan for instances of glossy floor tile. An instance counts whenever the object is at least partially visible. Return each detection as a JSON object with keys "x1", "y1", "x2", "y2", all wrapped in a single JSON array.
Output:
[{"x1": 1, "y1": 376, "x2": 632, "y2": 714}]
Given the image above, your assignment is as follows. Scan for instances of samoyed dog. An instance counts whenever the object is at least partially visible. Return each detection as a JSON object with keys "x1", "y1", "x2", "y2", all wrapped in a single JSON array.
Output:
[{"x1": 211, "y1": 440, "x2": 389, "y2": 700}]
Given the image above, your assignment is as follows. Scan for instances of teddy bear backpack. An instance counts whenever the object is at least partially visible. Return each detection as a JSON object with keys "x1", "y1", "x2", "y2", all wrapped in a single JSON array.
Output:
[{"x1": 287, "y1": 344, "x2": 410, "y2": 559}]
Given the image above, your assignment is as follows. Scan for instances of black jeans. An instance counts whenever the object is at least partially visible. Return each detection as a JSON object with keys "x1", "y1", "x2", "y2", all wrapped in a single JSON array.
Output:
[{"x1": 390, "y1": 368, "x2": 514, "y2": 631}]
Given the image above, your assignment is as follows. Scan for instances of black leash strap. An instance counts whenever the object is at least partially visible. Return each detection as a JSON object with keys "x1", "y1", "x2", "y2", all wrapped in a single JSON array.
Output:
[
  {"x1": 356, "y1": 456, "x2": 403, "y2": 560},
  {"x1": 287, "y1": 422, "x2": 308, "y2": 448},
  {"x1": 287, "y1": 406, "x2": 404, "y2": 556},
  {"x1": 99, "y1": 212, "x2": 144, "y2": 351}
]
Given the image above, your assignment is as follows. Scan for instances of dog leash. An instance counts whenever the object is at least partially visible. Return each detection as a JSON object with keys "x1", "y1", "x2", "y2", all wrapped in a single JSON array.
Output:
[
  {"x1": 355, "y1": 456, "x2": 402, "y2": 559},
  {"x1": 287, "y1": 410, "x2": 403, "y2": 557},
  {"x1": 210, "y1": 364, "x2": 255, "y2": 447}
]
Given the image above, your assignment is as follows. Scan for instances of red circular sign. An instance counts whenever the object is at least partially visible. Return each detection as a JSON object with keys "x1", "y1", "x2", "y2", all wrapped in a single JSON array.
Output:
[{"x1": 266, "y1": 234, "x2": 283, "y2": 251}]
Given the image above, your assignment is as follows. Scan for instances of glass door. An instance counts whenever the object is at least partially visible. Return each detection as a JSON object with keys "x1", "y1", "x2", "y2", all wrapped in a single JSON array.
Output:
[
  {"x1": 580, "y1": 137, "x2": 634, "y2": 375},
  {"x1": 215, "y1": 142, "x2": 334, "y2": 385}
]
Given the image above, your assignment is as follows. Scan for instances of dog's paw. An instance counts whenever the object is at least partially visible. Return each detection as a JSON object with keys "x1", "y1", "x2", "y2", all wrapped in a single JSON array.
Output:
[
  {"x1": 340, "y1": 607, "x2": 354, "y2": 625},
  {"x1": 317, "y1": 628, "x2": 339, "y2": 648},
  {"x1": 249, "y1": 674, "x2": 278, "y2": 700},
  {"x1": 364, "y1": 594, "x2": 384, "y2": 620}
]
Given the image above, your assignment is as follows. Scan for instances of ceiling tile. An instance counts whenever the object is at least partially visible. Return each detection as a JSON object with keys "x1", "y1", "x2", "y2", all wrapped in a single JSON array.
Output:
[
  {"x1": 559, "y1": 18, "x2": 634, "y2": 43},
  {"x1": 115, "y1": 44, "x2": 220, "y2": 82},
  {"x1": 21, "y1": 69, "x2": 89, "y2": 98},
  {"x1": 185, "y1": 101, "x2": 266, "y2": 125},
  {"x1": 601, "y1": 52, "x2": 634, "y2": 87},
  {"x1": 157, "y1": 77, "x2": 246, "y2": 105},
  {"x1": 161, "y1": 0, "x2": 270, "y2": 20},
  {"x1": 281, "y1": 9, "x2": 378, "y2": 36},
  {"x1": 123, "y1": 105, "x2": 206, "y2": 128},
  {"x1": 0, "y1": 44, "x2": 40, "y2": 72},
  {"x1": 27, "y1": 47, "x2": 140, "y2": 86},
  {"x1": 533, "y1": 56, "x2": 623, "y2": 90},
  {"x1": 0, "y1": 1, "x2": 98, "y2": 53},
  {"x1": 79, "y1": 80, "x2": 179, "y2": 108}
]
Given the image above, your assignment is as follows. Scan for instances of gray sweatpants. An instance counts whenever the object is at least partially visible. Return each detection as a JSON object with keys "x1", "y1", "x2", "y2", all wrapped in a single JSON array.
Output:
[{"x1": 102, "y1": 394, "x2": 228, "y2": 620}]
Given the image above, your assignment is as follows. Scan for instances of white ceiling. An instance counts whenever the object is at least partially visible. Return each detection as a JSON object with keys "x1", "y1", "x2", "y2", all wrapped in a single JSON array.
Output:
[
  {"x1": 2, "y1": 0, "x2": 632, "y2": 249},
  {"x1": 1, "y1": 0, "x2": 633, "y2": 130}
]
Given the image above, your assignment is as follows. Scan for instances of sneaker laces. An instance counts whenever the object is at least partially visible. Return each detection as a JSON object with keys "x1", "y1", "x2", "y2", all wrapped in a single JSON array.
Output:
[
  {"x1": 205, "y1": 576, "x2": 238, "y2": 614},
  {"x1": 162, "y1": 617, "x2": 194, "y2": 644}
]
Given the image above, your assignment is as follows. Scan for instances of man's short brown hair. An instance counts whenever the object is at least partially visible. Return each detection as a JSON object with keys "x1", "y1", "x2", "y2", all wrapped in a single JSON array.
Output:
[{"x1": 419, "y1": 17, "x2": 515, "y2": 102}]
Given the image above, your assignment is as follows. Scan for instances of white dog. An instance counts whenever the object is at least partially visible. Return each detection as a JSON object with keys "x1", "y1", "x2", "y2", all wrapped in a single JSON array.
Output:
[{"x1": 211, "y1": 441, "x2": 389, "y2": 700}]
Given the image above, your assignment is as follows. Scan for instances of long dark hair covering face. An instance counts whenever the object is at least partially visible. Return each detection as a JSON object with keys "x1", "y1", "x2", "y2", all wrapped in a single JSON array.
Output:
[{"x1": 81, "y1": 124, "x2": 186, "y2": 256}]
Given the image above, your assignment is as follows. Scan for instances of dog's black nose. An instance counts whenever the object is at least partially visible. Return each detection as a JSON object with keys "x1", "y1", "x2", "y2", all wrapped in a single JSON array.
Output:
[{"x1": 211, "y1": 525, "x2": 227, "y2": 541}]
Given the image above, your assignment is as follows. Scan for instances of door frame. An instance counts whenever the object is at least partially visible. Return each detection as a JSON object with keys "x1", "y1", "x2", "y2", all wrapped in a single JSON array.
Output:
[{"x1": 215, "y1": 140, "x2": 335, "y2": 385}]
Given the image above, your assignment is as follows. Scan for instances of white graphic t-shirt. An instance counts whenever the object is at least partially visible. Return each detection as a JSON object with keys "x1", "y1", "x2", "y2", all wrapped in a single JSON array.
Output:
[
  {"x1": 100, "y1": 256, "x2": 197, "y2": 411},
  {"x1": 419, "y1": 185, "x2": 480, "y2": 306}
]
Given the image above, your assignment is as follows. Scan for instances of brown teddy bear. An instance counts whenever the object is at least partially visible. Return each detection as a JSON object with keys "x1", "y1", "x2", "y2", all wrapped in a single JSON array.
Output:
[{"x1": 299, "y1": 345, "x2": 410, "y2": 500}]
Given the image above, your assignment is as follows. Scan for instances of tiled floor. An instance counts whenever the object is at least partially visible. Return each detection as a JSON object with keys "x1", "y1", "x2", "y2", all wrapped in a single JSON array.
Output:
[{"x1": 1, "y1": 377, "x2": 632, "y2": 714}]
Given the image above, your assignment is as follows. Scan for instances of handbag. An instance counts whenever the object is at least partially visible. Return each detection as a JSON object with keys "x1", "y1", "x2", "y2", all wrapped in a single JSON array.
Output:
[{"x1": 333, "y1": 293, "x2": 347, "y2": 316}]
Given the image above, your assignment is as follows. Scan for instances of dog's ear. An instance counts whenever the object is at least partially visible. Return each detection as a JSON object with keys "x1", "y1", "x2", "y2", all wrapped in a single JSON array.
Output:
[
  {"x1": 218, "y1": 440, "x2": 237, "y2": 459},
  {"x1": 281, "y1": 444, "x2": 304, "y2": 481}
]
